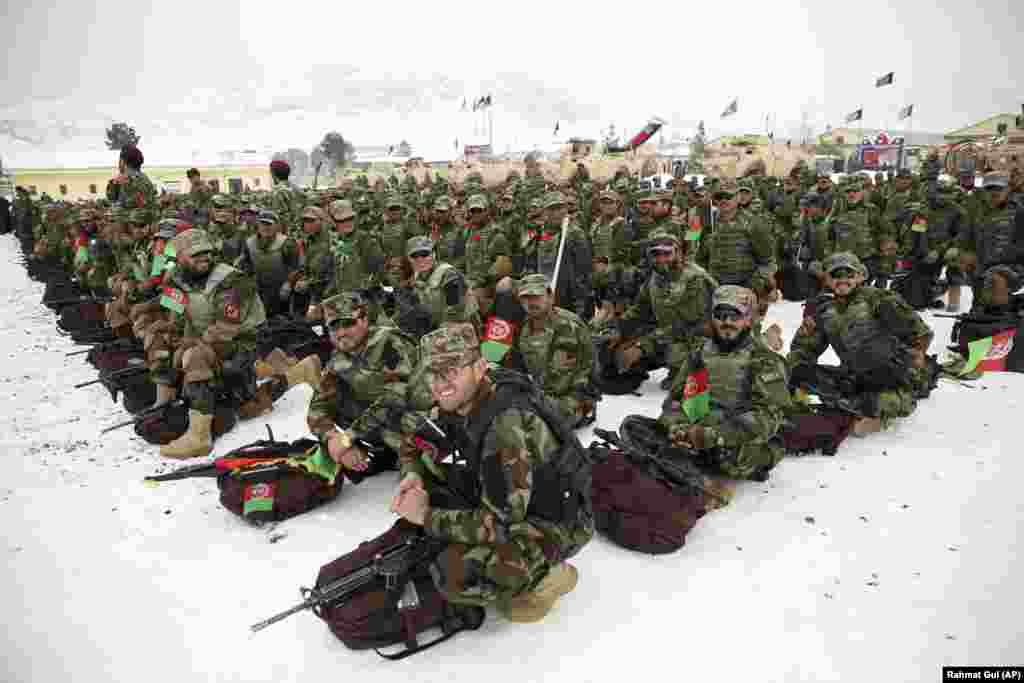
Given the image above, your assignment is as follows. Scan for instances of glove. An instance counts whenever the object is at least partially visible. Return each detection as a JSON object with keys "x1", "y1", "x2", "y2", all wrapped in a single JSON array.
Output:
[{"x1": 279, "y1": 281, "x2": 293, "y2": 301}]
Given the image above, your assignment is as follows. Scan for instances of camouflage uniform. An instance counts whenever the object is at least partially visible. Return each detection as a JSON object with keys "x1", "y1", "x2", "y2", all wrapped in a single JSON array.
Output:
[
  {"x1": 956, "y1": 174, "x2": 1023, "y2": 309},
  {"x1": 306, "y1": 292, "x2": 419, "y2": 479},
  {"x1": 619, "y1": 231, "x2": 717, "y2": 378},
  {"x1": 463, "y1": 194, "x2": 511, "y2": 289},
  {"x1": 237, "y1": 210, "x2": 302, "y2": 318},
  {"x1": 698, "y1": 180, "x2": 777, "y2": 294},
  {"x1": 320, "y1": 200, "x2": 386, "y2": 303},
  {"x1": 520, "y1": 192, "x2": 592, "y2": 319},
  {"x1": 268, "y1": 179, "x2": 305, "y2": 237},
  {"x1": 830, "y1": 176, "x2": 889, "y2": 279},
  {"x1": 428, "y1": 196, "x2": 465, "y2": 271},
  {"x1": 588, "y1": 190, "x2": 628, "y2": 305},
  {"x1": 207, "y1": 195, "x2": 245, "y2": 264},
  {"x1": 660, "y1": 286, "x2": 791, "y2": 480},
  {"x1": 109, "y1": 168, "x2": 159, "y2": 220},
  {"x1": 378, "y1": 193, "x2": 422, "y2": 287},
  {"x1": 399, "y1": 235, "x2": 472, "y2": 332},
  {"x1": 787, "y1": 253, "x2": 933, "y2": 422},
  {"x1": 513, "y1": 274, "x2": 598, "y2": 427},
  {"x1": 408, "y1": 325, "x2": 593, "y2": 607}
]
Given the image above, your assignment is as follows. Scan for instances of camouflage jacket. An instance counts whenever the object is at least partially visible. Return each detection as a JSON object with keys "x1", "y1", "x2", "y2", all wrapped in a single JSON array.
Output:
[
  {"x1": 321, "y1": 230, "x2": 386, "y2": 301},
  {"x1": 698, "y1": 211, "x2": 777, "y2": 291},
  {"x1": 422, "y1": 372, "x2": 592, "y2": 562},
  {"x1": 464, "y1": 221, "x2": 510, "y2": 287},
  {"x1": 787, "y1": 285, "x2": 932, "y2": 371},
  {"x1": 110, "y1": 169, "x2": 158, "y2": 219},
  {"x1": 521, "y1": 219, "x2": 592, "y2": 318},
  {"x1": 306, "y1": 325, "x2": 419, "y2": 452},
  {"x1": 514, "y1": 306, "x2": 595, "y2": 400},
  {"x1": 269, "y1": 181, "x2": 305, "y2": 236},
  {"x1": 660, "y1": 334, "x2": 791, "y2": 451},
  {"x1": 164, "y1": 263, "x2": 267, "y2": 355}
]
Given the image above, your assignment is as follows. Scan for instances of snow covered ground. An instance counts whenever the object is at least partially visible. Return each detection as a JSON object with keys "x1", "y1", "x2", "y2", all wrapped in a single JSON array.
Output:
[{"x1": 2, "y1": 233, "x2": 1021, "y2": 683}]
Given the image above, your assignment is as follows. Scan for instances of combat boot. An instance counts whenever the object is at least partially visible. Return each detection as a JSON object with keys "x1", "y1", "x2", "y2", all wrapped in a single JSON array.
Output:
[
  {"x1": 284, "y1": 355, "x2": 322, "y2": 391},
  {"x1": 852, "y1": 417, "x2": 883, "y2": 437},
  {"x1": 152, "y1": 384, "x2": 177, "y2": 410},
  {"x1": 237, "y1": 383, "x2": 275, "y2": 419},
  {"x1": 254, "y1": 347, "x2": 293, "y2": 379},
  {"x1": 159, "y1": 410, "x2": 213, "y2": 459},
  {"x1": 498, "y1": 563, "x2": 578, "y2": 623}
]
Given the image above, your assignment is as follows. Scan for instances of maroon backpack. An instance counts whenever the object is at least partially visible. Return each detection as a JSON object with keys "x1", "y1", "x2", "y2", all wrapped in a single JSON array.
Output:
[
  {"x1": 590, "y1": 448, "x2": 708, "y2": 555},
  {"x1": 313, "y1": 520, "x2": 485, "y2": 659}
]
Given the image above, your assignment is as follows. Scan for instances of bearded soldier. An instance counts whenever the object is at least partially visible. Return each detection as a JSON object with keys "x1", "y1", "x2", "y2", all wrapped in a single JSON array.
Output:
[
  {"x1": 312, "y1": 199, "x2": 386, "y2": 320},
  {"x1": 660, "y1": 285, "x2": 791, "y2": 482},
  {"x1": 237, "y1": 209, "x2": 301, "y2": 319},
  {"x1": 956, "y1": 173, "x2": 1023, "y2": 313}
]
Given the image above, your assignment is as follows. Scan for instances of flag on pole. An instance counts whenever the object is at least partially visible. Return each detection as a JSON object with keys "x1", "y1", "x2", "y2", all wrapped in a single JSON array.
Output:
[
  {"x1": 960, "y1": 330, "x2": 1017, "y2": 375},
  {"x1": 460, "y1": 98, "x2": 467, "y2": 112},
  {"x1": 720, "y1": 98, "x2": 738, "y2": 119},
  {"x1": 482, "y1": 95, "x2": 492, "y2": 108},
  {"x1": 845, "y1": 108, "x2": 864, "y2": 123},
  {"x1": 875, "y1": 72, "x2": 894, "y2": 87},
  {"x1": 898, "y1": 104, "x2": 914, "y2": 120},
  {"x1": 553, "y1": 121, "x2": 560, "y2": 136}
]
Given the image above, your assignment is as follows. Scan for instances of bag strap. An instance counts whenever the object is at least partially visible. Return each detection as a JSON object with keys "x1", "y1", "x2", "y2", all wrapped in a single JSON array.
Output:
[{"x1": 375, "y1": 598, "x2": 485, "y2": 661}]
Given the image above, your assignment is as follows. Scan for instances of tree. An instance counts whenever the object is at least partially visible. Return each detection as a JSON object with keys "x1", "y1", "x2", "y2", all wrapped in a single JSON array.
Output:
[
  {"x1": 319, "y1": 132, "x2": 355, "y2": 170},
  {"x1": 688, "y1": 120, "x2": 707, "y2": 173},
  {"x1": 105, "y1": 122, "x2": 141, "y2": 150}
]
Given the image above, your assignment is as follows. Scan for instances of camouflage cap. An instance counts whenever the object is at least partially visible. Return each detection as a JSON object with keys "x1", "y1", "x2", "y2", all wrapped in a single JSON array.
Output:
[
  {"x1": 406, "y1": 235, "x2": 434, "y2": 257},
  {"x1": 529, "y1": 197, "x2": 546, "y2": 211},
  {"x1": 302, "y1": 205, "x2": 326, "y2": 220},
  {"x1": 128, "y1": 209, "x2": 149, "y2": 225},
  {"x1": 517, "y1": 273, "x2": 551, "y2": 297},
  {"x1": 385, "y1": 193, "x2": 405, "y2": 209},
  {"x1": 711, "y1": 285, "x2": 756, "y2": 317},
  {"x1": 648, "y1": 229, "x2": 680, "y2": 248},
  {"x1": 822, "y1": 251, "x2": 867, "y2": 276},
  {"x1": 598, "y1": 189, "x2": 621, "y2": 202},
  {"x1": 328, "y1": 199, "x2": 355, "y2": 220},
  {"x1": 173, "y1": 228, "x2": 215, "y2": 258},
  {"x1": 211, "y1": 194, "x2": 233, "y2": 209},
  {"x1": 257, "y1": 209, "x2": 278, "y2": 224},
  {"x1": 714, "y1": 179, "x2": 739, "y2": 198},
  {"x1": 420, "y1": 322, "x2": 481, "y2": 374},
  {"x1": 737, "y1": 178, "x2": 756, "y2": 193},
  {"x1": 543, "y1": 191, "x2": 567, "y2": 208},
  {"x1": 321, "y1": 291, "x2": 368, "y2": 325},
  {"x1": 466, "y1": 194, "x2": 490, "y2": 210},
  {"x1": 433, "y1": 196, "x2": 452, "y2": 211}
]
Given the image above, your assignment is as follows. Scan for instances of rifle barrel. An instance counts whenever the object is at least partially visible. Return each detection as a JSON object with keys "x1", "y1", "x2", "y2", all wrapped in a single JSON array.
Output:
[{"x1": 249, "y1": 599, "x2": 316, "y2": 633}]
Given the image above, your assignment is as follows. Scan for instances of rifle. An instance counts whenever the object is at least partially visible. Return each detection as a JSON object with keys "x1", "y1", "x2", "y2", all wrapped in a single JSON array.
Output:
[
  {"x1": 592, "y1": 427, "x2": 729, "y2": 505},
  {"x1": 66, "y1": 337, "x2": 143, "y2": 357},
  {"x1": 100, "y1": 399, "x2": 185, "y2": 435},
  {"x1": 74, "y1": 363, "x2": 147, "y2": 389},
  {"x1": 249, "y1": 532, "x2": 444, "y2": 633},
  {"x1": 145, "y1": 427, "x2": 313, "y2": 483},
  {"x1": 44, "y1": 295, "x2": 112, "y2": 307}
]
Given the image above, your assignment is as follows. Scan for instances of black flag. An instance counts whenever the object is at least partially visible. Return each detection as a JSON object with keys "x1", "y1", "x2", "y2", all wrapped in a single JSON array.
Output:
[
  {"x1": 875, "y1": 72, "x2": 894, "y2": 87},
  {"x1": 845, "y1": 108, "x2": 864, "y2": 123}
]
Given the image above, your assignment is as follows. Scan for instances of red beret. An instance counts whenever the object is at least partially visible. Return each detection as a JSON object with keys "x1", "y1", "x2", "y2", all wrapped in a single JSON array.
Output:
[
  {"x1": 269, "y1": 160, "x2": 290, "y2": 174},
  {"x1": 120, "y1": 145, "x2": 144, "y2": 168}
]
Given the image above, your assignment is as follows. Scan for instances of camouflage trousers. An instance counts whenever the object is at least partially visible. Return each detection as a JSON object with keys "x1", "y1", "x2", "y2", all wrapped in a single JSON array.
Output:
[
  {"x1": 708, "y1": 438, "x2": 785, "y2": 480},
  {"x1": 431, "y1": 536, "x2": 551, "y2": 608}
]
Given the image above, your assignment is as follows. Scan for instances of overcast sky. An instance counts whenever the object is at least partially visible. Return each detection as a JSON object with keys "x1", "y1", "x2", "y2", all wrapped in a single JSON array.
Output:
[{"x1": 2, "y1": 0, "x2": 1021, "y2": 167}]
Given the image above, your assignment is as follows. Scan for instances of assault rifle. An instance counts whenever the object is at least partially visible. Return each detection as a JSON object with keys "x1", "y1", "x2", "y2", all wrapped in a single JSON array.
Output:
[
  {"x1": 74, "y1": 363, "x2": 147, "y2": 389},
  {"x1": 100, "y1": 399, "x2": 186, "y2": 435},
  {"x1": 593, "y1": 427, "x2": 730, "y2": 505},
  {"x1": 249, "y1": 532, "x2": 445, "y2": 633},
  {"x1": 43, "y1": 294, "x2": 112, "y2": 307},
  {"x1": 66, "y1": 337, "x2": 143, "y2": 357}
]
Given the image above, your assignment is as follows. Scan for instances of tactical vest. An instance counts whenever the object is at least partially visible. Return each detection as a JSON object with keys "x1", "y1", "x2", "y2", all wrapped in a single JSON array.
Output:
[
  {"x1": 700, "y1": 337, "x2": 755, "y2": 413},
  {"x1": 451, "y1": 369, "x2": 592, "y2": 559},
  {"x1": 649, "y1": 265, "x2": 714, "y2": 338},
  {"x1": 379, "y1": 220, "x2": 408, "y2": 259},
  {"x1": 180, "y1": 264, "x2": 257, "y2": 334},
  {"x1": 327, "y1": 326, "x2": 409, "y2": 423},
  {"x1": 590, "y1": 218, "x2": 618, "y2": 262},
  {"x1": 924, "y1": 203, "x2": 959, "y2": 245},
  {"x1": 832, "y1": 205, "x2": 877, "y2": 258},
  {"x1": 709, "y1": 215, "x2": 756, "y2": 285},
  {"x1": 246, "y1": 234, "x2": 289, "y2": 289},
  {"x1": 977, "y1": 208, "x2": 1016, "y2": 269},
  {"x1": 416, "y1": 262, "x2": 458, "y2": 327},
  {"x1": 464, "y1": 224, "x2": 499, "y2": 283},
  {"x1": 815, "y1": 291, "x2": 884, "y2": 366}
]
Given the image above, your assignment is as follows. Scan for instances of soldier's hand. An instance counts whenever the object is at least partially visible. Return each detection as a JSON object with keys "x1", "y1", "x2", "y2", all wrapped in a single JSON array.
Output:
[
  {"x1": 390, "y1": 473, "x2": 424, "y2": 514},
  {"x1": 335, "y1": 445, "x2": 370, "y2": 472},
  {"x1": 879, "y1": 239, "x2": 898, "y2": 257},
  {"x1": 798, "y1": 317, "x2": 816, "y2": 336},
  {"x1": 294, "y1": 278, "x2": 309, "y2": 293},
  {"x1": 616, "y1": 345, "x2": 643, "y2": 372},
  {"x1": 306, "y1": 304, "x2": 323, "y2": 322},
  {"x1": 394, "y1": 486, "x2": 429, "y2": 526},
  {"x1": 765, "y1": 323, "x2": 784, "y2": 352},
  {"x1": 684, "y1": 426, "x2": 707, "y2": 450}
]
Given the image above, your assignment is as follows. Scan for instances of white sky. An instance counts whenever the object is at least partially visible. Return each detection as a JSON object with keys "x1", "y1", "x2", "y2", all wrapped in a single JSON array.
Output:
[{"x1": 2, "y1": 0, "x2": 1021, "y2": 167}]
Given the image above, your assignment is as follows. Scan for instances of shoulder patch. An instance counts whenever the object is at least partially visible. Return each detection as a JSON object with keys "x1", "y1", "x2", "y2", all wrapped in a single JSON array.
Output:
[{"x1": 223, "y1": 288, "x2": 241, "y2": 323}]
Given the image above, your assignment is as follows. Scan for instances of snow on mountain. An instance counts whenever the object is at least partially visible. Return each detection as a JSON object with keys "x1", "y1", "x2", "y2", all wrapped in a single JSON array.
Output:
[{"x1": 1, "y1": 233, "x2": 1020, "y2": 682}]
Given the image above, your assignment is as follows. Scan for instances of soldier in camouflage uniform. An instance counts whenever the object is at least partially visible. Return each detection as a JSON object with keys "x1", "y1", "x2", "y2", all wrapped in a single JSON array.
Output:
[
  {"x1": 830, "y1": 175, "x2": 889, "y2": 282},
  {"x1": 314, "y1": 199, "x2": 385, "y2": 320},
  {"x1": 147, "y1": 229, "x2": 268, "y2": 458},
  {"x1": 787, "y1": 252, "x2": 933, "y2": 435},
  {"x1": 615, "y1": 230, "x2": 717, "y2": 388},
  {"x1": 698, "y1": 179, "x2": 778, "y2": 302},
  {"x1": 660, "y1": 285, "x2": 791, "y2": 481},
  {"x1": 377, "y1": 193, "x2": 421, "y2": 287},
  {"x1": 208, "y1": 195, "x2": 245, "y2": 264},
  {"x1": 521, "y1": 192, "x2": 592, "y2": 320},
  {"x1": 268, "y1": 160, "x2": 304, "y2": 237},
  {"x1": 878, "y1": 168, "x2": 919, "y2": 279},
  {"x1": 428, "y1": 196, "x2": 465, "y2": 272},
  {"x1": 107, "y1": 146, "x2": 158, "y2": 220},
  {"x1": 956, "y1": 173, "x2": 1024, "y2": 312},
  {"x1": 589, "y1": 189, "x2": 628, "y2": 319},
  {"x1": 464, "y1": 193, "x2": 513, "y2": 291},
  {"x1": 393, "y1": 235, "x2": 472, "y2": 337},
  {"x1": 306, "y1": 292, "x2": 419, "y2": 482},
  {"x1": 289, "y1": 205, "x2": 335, "y2": 316},
  {"x1": 184, "y1": 168, "x2": 213, "y2": 226},
  {"x1": 237, "y1": 209, "x2": 301, "y2": 319},
  {"x1": 900, "y1": 181, "x2": 968, "y2": 310},
  {"x1": 391, "y1": 324, "x2": 592, "y2": 622},
  {"x1": 512, "y1": 274, "x2": 598, "y2": 428}
]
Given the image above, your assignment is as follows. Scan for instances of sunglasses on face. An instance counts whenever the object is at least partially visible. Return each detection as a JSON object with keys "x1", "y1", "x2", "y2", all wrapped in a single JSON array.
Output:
[
  {"x1": 712, "y1": 307, "x2": 746, "y2": 323},
  {"x1": 469, "y1": 208, "x2": 485, "y2": 214},
  {"x1": 409, "y1": 251, "x2": 432, "y2": 259},
  {"x1": 648, "y1": 245, "x2": 675, "y2": 257},
  {"x1": 829, "y1": 267, "x2": 858, "y2": 279},
  {"x1": 327, "y1": 316, "x2": 360, "y2": 331}
]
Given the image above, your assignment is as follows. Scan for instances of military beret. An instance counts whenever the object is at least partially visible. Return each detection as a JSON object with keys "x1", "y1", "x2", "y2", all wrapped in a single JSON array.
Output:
[
  {"x1": 269, "y1": 160, "x2": 290, "y2": 175},
  {"x1": 119, "y1": 145, "x2": 144, "y2": 168}
]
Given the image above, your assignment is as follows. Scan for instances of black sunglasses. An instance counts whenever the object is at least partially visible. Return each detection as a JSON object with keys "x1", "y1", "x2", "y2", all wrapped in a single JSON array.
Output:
[
  {"x1": 712, "y1": 307, "x2": 746, "y2": 323},
  {"x1": 829, "y1": 267, "x2": 858, "y2": 279}
]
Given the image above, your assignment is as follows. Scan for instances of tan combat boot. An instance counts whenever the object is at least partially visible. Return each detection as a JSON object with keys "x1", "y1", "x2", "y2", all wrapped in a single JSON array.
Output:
[
  {"x1": 152, "y1": 384, "x2": 177, "y2": 410},
  {"x1": 254, "y1": 347, "x2": 293, "y2": 379},
  {"x1": 852, "y1": 417, "x2": 883, "y2": 437},
  {"x1": 498, "y1": 563, "x2": 579, "y2": 623},
  {"x1": 283, "y1": 355, "x2": 322, "y2": 391},
  {"x1": 160, "y1": 410, "x2": 214, "y2": 459}
]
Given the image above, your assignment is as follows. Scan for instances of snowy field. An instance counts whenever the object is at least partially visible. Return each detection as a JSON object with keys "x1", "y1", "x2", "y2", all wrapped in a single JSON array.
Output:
[{"x1": 2, "y1": 233, "x2": 1021, "y2": 683}]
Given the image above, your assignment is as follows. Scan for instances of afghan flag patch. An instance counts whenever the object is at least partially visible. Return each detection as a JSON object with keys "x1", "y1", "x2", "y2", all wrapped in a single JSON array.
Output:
[
  {"x1": 961, "y1": 329, "x2": 1016, "y2": 375},
  {"x1": 242, "y1": 482, "x2": 277, "y2": 517},
  {"x1": 480, "y1": 315, "x2": 517, "y2": 363},
  {"x1": 685, "y1": 211, "x2": 703, "y2": 241},
  {"x1": 160, "y1": 286, "x2": 188, "y2": 314},
  {"x1": 680, "y1": 367, "x2": 710, "y2": 421}
]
